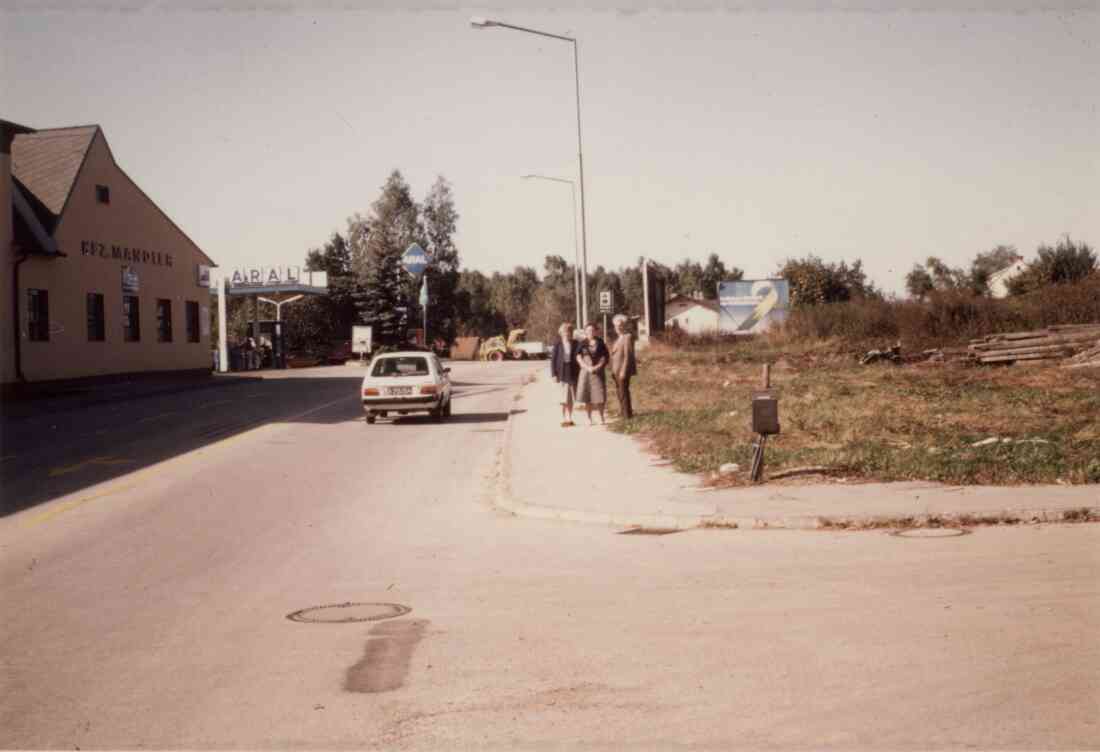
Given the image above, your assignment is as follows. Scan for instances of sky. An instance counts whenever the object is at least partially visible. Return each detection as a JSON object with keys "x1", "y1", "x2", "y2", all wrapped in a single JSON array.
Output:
[{"x1": 3, "y1": 0, "x2": 1098, "y2": 295}]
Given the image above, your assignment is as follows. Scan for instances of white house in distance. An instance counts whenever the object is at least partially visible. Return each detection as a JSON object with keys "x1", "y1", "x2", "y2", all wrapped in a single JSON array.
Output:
[
  {"x1": 988, "y1": 260, "x2": 1028, "y2": 298},
  {"x1": 665, "y1": 294, "x2": 720, "y2": 334}
]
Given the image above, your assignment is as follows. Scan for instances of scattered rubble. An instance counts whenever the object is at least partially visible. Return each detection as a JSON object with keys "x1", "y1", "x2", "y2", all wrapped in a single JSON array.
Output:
[
  {"x1": 971, "y1": 436, "x2": 1054, "y2": 448},
  {"x1": 860, "y1": 344, "x2": 901, "y2": 365}
]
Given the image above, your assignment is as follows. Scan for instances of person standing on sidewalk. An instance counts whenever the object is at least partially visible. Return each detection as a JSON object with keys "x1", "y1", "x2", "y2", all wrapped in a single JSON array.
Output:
[
  {"x1": 610, "y1": 314, "x2": 637, "y2": 419},
  {"x1": 550, "y1": 322, "x2": 580, "y2": 427},
  {"x1": 576, "y1": 323, "x2": 609, "y2": 425}
]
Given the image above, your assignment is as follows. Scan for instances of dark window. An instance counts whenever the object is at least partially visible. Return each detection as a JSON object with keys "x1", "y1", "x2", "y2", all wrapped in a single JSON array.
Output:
[
  {"x1": 156, "y1": 299, "x2": 173, "y2": 343},
  {"x1": 185, "y1": 301, "x2": 200, "y2": 343},
  {"x1": 123, "y1": 295, "x2": 140, "y2": 342},
  {"x1": 27, "y1": 289, "x2": 49, "y2": 341},
  {"x1": 95, "y1": 184, "x2": 110, "y2": 204},
  {"x1": 87, "y1": 293, "x2": 105, "y2": 341}
]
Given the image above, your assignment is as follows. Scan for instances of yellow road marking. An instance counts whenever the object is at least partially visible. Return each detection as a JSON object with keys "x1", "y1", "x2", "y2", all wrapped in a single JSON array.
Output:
[
  {"x1": 23, "y1": 483, "x2": 140, "y2": 526},
  {"x1": 48, "y1": 456, "x2": 135, "y2": 477}
]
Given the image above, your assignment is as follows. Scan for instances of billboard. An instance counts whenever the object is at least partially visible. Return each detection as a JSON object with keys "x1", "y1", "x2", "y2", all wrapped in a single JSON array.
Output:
[{"x1": 718, "y1": 279, "x2": 790, "y2": 334}]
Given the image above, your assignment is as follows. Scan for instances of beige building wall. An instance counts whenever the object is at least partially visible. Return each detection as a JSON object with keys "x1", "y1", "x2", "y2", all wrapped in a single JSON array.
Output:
[
  {"x1": 18, "y1": 131, "x2": 213, "y2": 382},
  {"x1": 1, "y1": 149, "x2": 13, "y2": 384}
]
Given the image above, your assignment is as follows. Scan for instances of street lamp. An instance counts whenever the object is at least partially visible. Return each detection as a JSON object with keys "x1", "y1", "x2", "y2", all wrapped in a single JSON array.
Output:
[
  {"x1": 520, "y1": 174, "x2": 581, "y2": 327},
  {"x1": 471, "y1": 16, "x2": 591, "y2": 327}
]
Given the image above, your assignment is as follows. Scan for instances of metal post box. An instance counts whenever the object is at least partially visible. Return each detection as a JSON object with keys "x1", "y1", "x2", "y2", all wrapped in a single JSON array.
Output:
[{"x1": 751, "y1": 394, "x2": 780, "y2": 435}]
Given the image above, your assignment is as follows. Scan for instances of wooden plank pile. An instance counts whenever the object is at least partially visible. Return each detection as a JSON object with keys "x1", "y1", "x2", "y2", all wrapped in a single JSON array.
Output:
[{"x1": 969, "y1": 323, "x2": 1100, "y2": 365}]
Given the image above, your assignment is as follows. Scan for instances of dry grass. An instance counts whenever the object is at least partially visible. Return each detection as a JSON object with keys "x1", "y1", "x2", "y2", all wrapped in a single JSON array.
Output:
[{"x1": 611, "y1": 336, "x2": 1100, "y2": 486}]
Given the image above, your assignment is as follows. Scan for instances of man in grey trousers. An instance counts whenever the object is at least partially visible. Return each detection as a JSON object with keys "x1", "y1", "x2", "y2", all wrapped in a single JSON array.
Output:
[{"x1": 609, "y1": 314, "x2": 637, "y2": 419}]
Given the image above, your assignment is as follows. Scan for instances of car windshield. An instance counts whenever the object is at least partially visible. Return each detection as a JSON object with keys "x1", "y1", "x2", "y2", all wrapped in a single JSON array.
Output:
[{"x1": 371, "y1": 356, "x2": 430, "y2": 377}]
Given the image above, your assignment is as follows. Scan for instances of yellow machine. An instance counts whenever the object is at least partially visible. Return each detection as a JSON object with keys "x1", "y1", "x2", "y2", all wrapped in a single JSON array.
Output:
[{"x1": 479, "y1": 329, "x2": 548, "y2": 361}]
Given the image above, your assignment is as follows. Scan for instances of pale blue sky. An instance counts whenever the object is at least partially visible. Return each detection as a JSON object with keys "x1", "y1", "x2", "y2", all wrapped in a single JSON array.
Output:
[{"x1": 4, "y1": 1, "x2": 1098, "y2": 294}]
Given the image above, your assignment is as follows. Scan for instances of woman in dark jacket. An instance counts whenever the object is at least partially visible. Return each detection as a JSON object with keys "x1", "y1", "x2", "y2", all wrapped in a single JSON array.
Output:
[
  {"x1": 576, "y1": 323, "x2": 609, "y2": 425},
  {"x1": 550, "y1": 322, "x2": 580, "y2": 427}
]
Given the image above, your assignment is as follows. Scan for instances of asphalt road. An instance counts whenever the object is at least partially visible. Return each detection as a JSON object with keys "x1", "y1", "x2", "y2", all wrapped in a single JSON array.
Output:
[{"x1": 1, "y1": 361, "x2": 1098, "y2": 749}]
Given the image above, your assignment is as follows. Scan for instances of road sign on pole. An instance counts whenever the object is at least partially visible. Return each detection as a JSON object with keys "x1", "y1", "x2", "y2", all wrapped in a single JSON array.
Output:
[
  {"x1": 402, "y1": 243, "x2": 429, "y2": 276},
  {"x1": 599, "y1": 290, "x2": 613, "y2": 313}
]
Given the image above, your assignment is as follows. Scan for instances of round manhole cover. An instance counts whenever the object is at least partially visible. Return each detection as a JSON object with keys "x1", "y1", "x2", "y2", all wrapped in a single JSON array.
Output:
[
  {"x1": 287, "y1": 602, "x2": 411, "y2": 623},
  {"x1": 891, "y1": 528, "x2": 972, "y2": 538}
]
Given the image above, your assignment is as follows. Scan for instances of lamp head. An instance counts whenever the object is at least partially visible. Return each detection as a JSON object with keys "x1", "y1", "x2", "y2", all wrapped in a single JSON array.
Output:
[{"x1": 470, "y1": 17, "x2": 494, "y2": 28}]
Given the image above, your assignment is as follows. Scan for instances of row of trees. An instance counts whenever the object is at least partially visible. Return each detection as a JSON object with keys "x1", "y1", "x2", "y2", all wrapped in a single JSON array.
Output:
[
  {"x1": 232, "y1": 168, "x2": 1095, "y2": 351},
  {"x1": 778, "y1": 237, "x2": 1095, "y2": 310},
  {"x1": 903, "y1": 237, "x2": 1096, "y2": 301}
]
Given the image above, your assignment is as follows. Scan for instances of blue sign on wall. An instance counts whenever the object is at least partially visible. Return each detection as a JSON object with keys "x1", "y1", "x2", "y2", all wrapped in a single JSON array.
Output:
[{"x1": 718, "y1": 279, "x2": 790, "y2": 334}]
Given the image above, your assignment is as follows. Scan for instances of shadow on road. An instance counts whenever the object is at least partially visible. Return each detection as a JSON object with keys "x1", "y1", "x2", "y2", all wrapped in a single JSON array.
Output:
[
  {"x1": 3, "y1": 372, "x2": 526, "y2": 518},
  {"x1": 382, "y1": 411, "x2": 510, "y2": 426},
  {"x1": 1, "y1": 355, "x2": 538, "y2": 518}
]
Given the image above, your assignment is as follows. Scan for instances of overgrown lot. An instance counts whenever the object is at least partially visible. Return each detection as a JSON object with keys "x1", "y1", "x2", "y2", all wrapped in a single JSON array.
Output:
[{"x1": 612, "y1": 337, "x2": 1100, "y2": 486}]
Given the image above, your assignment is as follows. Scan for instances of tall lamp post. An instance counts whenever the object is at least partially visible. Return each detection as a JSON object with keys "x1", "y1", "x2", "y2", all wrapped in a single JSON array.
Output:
[
  {"x1": 471, "y1": 16, "x2": 590, "y2": 327},
  {"x1": 520, "y1": 174, "x2": 581, "y2": 327}
]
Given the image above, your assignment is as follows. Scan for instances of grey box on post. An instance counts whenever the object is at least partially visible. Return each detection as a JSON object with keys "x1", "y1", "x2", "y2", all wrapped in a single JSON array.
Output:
[{"x1": 752, "y1": 395, "x2": 780, "y2": 435}]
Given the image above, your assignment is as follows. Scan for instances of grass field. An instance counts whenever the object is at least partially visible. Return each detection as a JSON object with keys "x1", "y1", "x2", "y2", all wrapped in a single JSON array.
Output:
[{"x1": 611, "y1": 337, "x2": 1100, "y2": 486}]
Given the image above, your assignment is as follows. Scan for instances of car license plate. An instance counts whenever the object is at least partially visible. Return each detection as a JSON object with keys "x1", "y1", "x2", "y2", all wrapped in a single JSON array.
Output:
[{"x1": 387, "y1": 386, "x2": 413, "y2": 396}]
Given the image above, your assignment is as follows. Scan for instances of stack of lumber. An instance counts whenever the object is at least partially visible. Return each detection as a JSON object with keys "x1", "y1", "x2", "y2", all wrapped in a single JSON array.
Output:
[{"x1": 969, "y1": 323, "x2": 1100, "y2": 364}]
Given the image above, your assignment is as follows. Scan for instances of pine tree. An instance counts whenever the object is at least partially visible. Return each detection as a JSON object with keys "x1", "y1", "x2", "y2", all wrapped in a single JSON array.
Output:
[
  {"x1": 421, "y1": 176, "x2": 461, "y2": 345},
  {"x1": 350, "y1": 170, "x2": 422, "y2": 347}
]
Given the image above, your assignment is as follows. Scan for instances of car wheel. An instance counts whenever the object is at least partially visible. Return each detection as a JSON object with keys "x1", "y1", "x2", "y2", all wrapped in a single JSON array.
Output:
[
  {"x1": 443, "y1": 399, "x2": 452, "y2": 417},
  {"x1": 489, "y1": 351, "x2": 504, "y2": 362},
  {"x1": 366, "y1": 415, "x2": 376, "y2": 424},
  {"x1": 430, "y1": 407, "x2": 443, "y2": 422}
]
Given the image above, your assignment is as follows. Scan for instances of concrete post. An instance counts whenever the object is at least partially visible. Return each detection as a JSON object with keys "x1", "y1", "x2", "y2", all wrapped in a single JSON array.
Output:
[{"x1": 217, "y1": 275, "x2": 228, "y2": 373}]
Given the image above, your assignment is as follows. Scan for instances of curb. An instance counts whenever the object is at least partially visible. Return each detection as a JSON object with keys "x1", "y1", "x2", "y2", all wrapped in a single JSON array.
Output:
[
  {"x1": 494, "y1": 376, "x2": 1100, "y2": 531},
  {"x1": 701, "y1": 506, "x2": 1100, "y2": 531}
]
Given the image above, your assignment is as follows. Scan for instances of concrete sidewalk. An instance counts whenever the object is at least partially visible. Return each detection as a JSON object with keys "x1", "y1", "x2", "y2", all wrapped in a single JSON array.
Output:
[{"x1": 502, "y1": 373, "x2": 1100, "y2": 530}]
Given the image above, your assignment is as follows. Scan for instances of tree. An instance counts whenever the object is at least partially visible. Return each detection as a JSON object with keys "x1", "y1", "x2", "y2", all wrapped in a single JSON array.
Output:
[
  {"x1": 1008, "y1": 236, "x2": 1097, "y2": 295},
  {"x1": 968, "y1": 244, "x2": 1021, "y2": 296},
  {"x1": 489, "y1": 266, "x2": 539, "y2": 329},
  {"x1": 455, "y1": 270, "x2": 507, "y2": 336},
  {"x1": 778, "y1": 255, "x2": 879, "y2": 307},
  {"x1": 701, "y1": 253, "x2": 743, "y2": 299},
  {"x1": 351, "y1": 170, "x2": 422, "y2": 346},
  {"x1": 421, "y1": 176, "x2": 461, "y2": 344},
  {"x1": 284, "y1": 231, "x2": 358, "y2": 352},
  {"x1": 905, "y1": 264, "x2": 936, "y2": 300}
]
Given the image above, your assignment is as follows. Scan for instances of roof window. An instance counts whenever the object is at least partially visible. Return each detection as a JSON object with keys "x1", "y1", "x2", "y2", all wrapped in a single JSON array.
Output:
[{"x1": 95, "y1": 184, "x2": 110, "y2": 204}]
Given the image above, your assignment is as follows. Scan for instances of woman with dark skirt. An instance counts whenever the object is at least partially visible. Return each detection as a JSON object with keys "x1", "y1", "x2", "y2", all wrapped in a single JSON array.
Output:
[
  {"x1": 576, "y1": 323, "x2": 609, "y2": 425},
  {"x1": 550, "y1": 322, "x2": 580, "y2": 427}
]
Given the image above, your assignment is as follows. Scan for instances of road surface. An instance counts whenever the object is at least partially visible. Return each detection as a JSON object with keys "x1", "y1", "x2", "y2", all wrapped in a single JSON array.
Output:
[{"x1": 2, "y1": 362, "x2": 1098, "y2": 749}]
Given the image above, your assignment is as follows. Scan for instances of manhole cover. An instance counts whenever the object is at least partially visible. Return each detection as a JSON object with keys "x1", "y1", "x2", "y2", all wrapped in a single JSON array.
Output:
[
  {"x1": 891, "y1": 528, "x2": 972, "y2": 538},
  {"x1": 287, "y1": 602, "x2": 411, "y2": 623}
]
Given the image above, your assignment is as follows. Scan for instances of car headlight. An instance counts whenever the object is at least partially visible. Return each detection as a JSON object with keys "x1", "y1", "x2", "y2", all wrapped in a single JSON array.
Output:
[
  {"x1": 363, "y1": 387, "x2": 380, "y2": 396},
  {"x1": 420, "y1": 385, "x2": 438, "y2": 395}
]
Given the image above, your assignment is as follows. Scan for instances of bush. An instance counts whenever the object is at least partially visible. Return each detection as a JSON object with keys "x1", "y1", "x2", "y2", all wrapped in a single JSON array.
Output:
[
  {"x1": 776, "y1": 274, "x2": 1100, "y2": 351},
  {"x1": 1008, "y1": 236, "x2": 1097, "y2": 295}
]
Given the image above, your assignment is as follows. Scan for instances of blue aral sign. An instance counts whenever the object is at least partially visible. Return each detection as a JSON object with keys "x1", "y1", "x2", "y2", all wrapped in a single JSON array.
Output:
[{"x1": 402, "y1": 243, "x2": 429, "y2": 275}]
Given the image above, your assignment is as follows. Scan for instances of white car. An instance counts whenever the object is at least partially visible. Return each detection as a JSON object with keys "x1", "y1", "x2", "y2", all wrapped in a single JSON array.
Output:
[{"x1": 361, "y1": 351, "x2": 452, "y2": 424}]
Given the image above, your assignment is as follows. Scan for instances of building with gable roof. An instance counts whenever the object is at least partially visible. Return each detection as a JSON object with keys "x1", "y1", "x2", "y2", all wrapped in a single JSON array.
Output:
[{"x1": 2, "y1": 119, "x2": 217, "y2": 385}]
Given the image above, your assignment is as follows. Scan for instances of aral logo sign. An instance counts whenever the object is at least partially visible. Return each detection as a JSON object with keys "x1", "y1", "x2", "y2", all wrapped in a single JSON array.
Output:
[{"x1": 229, "y1": 266, "x2": 304, "y2": 286}]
